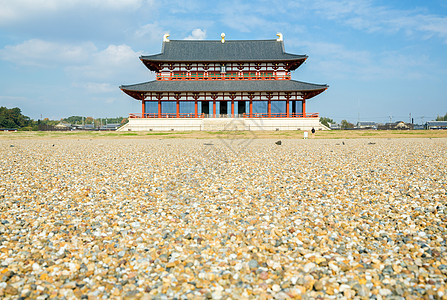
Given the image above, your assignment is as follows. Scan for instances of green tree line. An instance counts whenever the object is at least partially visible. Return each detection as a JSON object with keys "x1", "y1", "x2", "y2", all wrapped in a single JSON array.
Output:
[
  {"x1": 436, "y1": 113, "x2": 447, "y2": 121},
  {"x1": 0, "y1": 107, "x2": 32, "y2": 128},
  {"x1": 0, "y1": 106, "x2": 127, "y2": 130}
]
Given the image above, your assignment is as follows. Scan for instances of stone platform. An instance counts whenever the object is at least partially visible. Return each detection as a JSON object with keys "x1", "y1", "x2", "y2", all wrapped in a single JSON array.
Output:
[{"x1": 117, "y1": 117, "x2": 329, "y2": 131}]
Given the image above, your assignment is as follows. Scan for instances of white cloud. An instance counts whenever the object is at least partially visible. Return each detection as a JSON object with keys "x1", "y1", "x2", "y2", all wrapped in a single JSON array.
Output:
[
  {"x1": 83, "y1": 82, "x2": 117, "y2": 94},
  {"x1": 67, "y1": 44, "x2": 144, "y2": 81},
  {"x1": 0, "y1": 39, "x2": 96, "y2": 67},
  {"x1": 0, "y1": 0, "x2": 146, "y2": 24},
  {"x1": 0, "y1": 39, "x2": 142, "y2": 76},
  {"x1": 0, "y1": 39, "x2": 147, "y2": 98},
  {"x1": 97, "y1": 44, "x2": 140, "y2": 66},
  {"x1": 299, "y1": 0, "x2": 447, "y2": 41},
  {"x1": 135, "y1": 23, "x2": 167, "y2": 42},
  {"x1": 184, "y1": 29, "x2": 207, "y2": 40},
  {"x1": 292, "y1": 39, "x2": 433, "y2": 81}
]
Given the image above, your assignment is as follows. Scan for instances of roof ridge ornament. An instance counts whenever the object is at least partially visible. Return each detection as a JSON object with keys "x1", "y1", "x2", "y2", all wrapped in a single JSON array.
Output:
[
  {"x1": 221, "y1": 33, "x2": 225, "y2": 43},
  {"x1": 163, "y1": 34, "x2": 170, "y2": 42},
  {"x1": 276, "y1": 33, "x2": 283, "y2": 42}
]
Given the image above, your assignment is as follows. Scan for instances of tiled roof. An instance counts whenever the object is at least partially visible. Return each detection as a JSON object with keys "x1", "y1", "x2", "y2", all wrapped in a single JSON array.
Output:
[
  {"x1": 120, "y1": 80, "x2": 328, "y2": 99},
  {"x1": 140, "y1": 39, "x2": 307, "y2": 62}
]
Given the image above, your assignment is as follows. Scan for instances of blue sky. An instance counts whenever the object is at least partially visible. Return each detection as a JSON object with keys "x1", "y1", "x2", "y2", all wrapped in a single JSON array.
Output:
[{"x1": 0, "y1": 0, "x2": 446, "y2": 123}]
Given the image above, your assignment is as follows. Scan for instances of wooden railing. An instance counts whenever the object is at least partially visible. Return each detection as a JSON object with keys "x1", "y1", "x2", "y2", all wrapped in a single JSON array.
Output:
[
  {"x1": 156, "y1": 72, "x2": 291, "y2": 81},
  {"x1": 129, "y1": 112, "x2": 319, "y2": 119}
]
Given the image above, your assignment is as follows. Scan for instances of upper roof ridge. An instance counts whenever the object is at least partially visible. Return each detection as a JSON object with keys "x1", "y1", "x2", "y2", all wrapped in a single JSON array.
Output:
[{"x1": 142, "y1": 38, "x2": 305, "y2": 65}]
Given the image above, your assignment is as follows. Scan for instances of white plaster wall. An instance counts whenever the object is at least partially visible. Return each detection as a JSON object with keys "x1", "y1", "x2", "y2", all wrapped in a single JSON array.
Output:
[{"x1": 118, "y1": 118, "x2": 329, "y2": 131}]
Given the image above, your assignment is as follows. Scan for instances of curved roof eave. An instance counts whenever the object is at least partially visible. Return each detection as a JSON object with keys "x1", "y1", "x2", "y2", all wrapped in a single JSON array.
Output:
[
  {"x1": 120, "y1": 80, "x2": 328, "y2": 100},
  {"x1": 140, "y1": 55, "x2": 308, "y2": 62}
]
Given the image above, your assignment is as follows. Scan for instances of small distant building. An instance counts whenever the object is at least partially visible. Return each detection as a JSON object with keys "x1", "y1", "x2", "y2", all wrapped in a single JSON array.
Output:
[
  {"x1": 356, "y1": 121, "x2": 376, "y2": 129},
  {"x1": 73, "y1": 124, "x2": 95, "y2": 130},
  {"x1": 100, "y1": 123, "x2": 121, "y2": 131},
  {"x1": 426, "y1": 121, "x2": 447, "y2": 130},
  {"x1": 413, "y1": 124, "x2": 425, "y2": 130},
  {"x1": 377, "y1": 121, "x2": 413, "y2": 130},
  {"x1": 330, "y1": 123, "x2": 341, "y2": 130},
  {"x1": 54, "y1": 123, "x2": 71, "y2": 131}
]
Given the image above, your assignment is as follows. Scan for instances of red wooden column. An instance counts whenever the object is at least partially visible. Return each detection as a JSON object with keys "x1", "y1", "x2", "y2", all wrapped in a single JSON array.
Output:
[
  {"x1": 285, "y1": 93, "x2": 292, "y2": 118},
  {"x1": 266, "y1": 92, "x2": 273, "y2": 117},
  {"x1": 211, "y1": 93, "x2": 218, "y2": 117},
  {"x1": 141, "y1": 100, "x2": 146, "y2": 118},
  {"x1": 229, "y1": 93, "x2": 236, "y2": 117},
  {"x1": 248, "y1": 93, "x2": 254, "y2": 118},
  {"x1": 193, "y1": 93, "x2": 199, "y2": 118},
  {"x1": 158, "y1": 100, "x2": 161, "y2": 118},
  {"x1": 174, "y1": 93, "x2": 181, "y2": 118},
  {"x1": 302, "y1": 99, "x2": 306, "y2": 117},
  {"x1": 155, "y1": 93, "x2": 163, "y2": 118}
]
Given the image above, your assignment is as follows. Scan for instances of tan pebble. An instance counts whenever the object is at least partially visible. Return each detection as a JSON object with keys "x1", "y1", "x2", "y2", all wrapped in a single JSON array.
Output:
[
  {"x1": 315, "y1": 257, "x2": 326, "y2": 265},
  {"x1": 303, "y1": 275, "x2": 315, "y2": 291},
  {"x1": 4, "y1": 285, "x2": 18, "y2": 295},
  {"x1": 272, "y1": 284, "x2": 281, "y2": 292},
  {"x1": 314, "y1": 279, "x2": 324, "y2": 291},
  {"x1": 326, "y1": 283, "x2": 337, "y2": 295},
  {"x1": 259, "y1": 271, "x2": 268, "y2": 280},
  {"x1": 392, "y1": 264, "x2": 402, "y2": 273}
]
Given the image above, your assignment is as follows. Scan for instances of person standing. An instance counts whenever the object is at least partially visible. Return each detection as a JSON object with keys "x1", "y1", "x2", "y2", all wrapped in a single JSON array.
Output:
[{"x1": 311, "y1": 127, "x2": 316, "y2": 138}]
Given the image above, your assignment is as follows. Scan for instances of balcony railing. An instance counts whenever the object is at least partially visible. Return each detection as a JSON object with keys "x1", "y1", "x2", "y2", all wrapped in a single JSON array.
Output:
[
  {"x1": 156, "y1": 72, "x2": 291, "y2": 81},
  {"x1": 129, "y1": 112, "x2": 319, "y2": 119}
]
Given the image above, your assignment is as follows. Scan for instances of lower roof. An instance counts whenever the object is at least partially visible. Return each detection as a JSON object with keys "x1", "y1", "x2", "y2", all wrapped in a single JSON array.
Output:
[{"x1": 120, "y1": 80, "x2": 328, "y2": 100}]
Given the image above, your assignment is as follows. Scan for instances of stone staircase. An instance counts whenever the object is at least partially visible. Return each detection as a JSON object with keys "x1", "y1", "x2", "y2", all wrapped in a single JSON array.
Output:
[{"x1": 202, "y1": 118, "x2": 247, "y2": 131}]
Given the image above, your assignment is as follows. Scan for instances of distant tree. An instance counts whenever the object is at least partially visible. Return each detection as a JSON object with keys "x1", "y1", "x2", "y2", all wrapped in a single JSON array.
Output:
[
  {"x1": 320, "y1": 117, "x2": 334, "y2": 127},
  {"x1": 341, "y1": 119, "x2": 354, "y2": 129},
  {"x1": 0, "y1": 115, "x2": 17, "y2": 128},
  {"x1": 436, "y1": 113, "x2": 447, "y2": 121},
  {"x1": 99, "y1": 117, "x2": 126, "y2": 124},
  {"x1": 0, "y1": 106, "x2": 31, "y2": 128},
  {"x1": 40, "y1": 118, "x2": 58, "y2": 126},
  {"x1": 63, "y1": 116, "x2": 84, "y2": 124}
]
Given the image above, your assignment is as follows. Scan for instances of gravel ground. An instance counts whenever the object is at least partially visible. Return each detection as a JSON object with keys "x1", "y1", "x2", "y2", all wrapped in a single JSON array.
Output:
[{"x1": 1, "y1": 138, "x2": 446, "y2": 299}]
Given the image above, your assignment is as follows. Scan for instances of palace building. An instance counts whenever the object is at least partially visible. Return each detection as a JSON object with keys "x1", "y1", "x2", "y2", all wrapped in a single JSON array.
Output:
[{"x1": 119, "y1": 33, "x2": 328, "y2": 131}]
